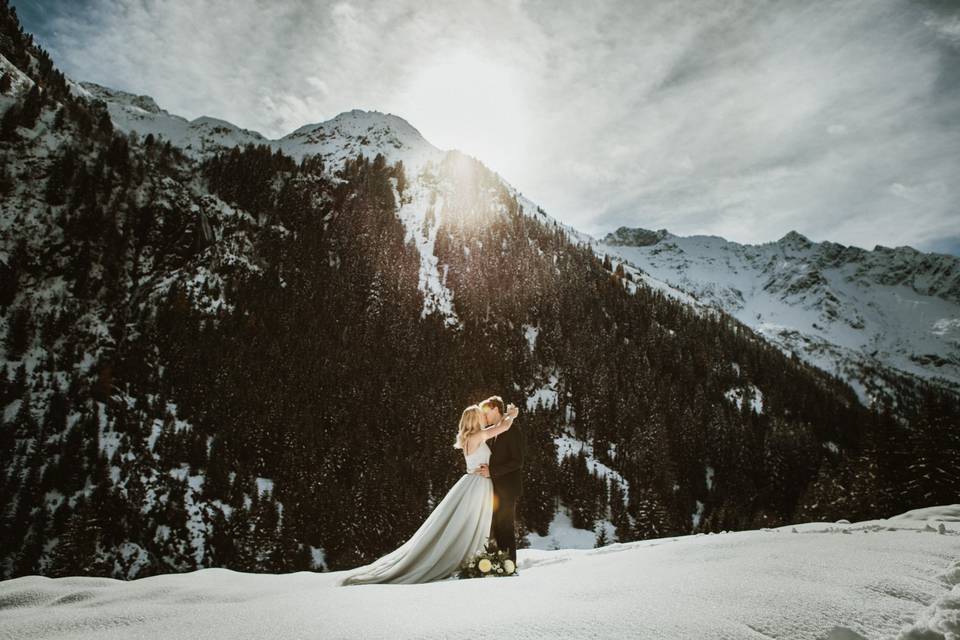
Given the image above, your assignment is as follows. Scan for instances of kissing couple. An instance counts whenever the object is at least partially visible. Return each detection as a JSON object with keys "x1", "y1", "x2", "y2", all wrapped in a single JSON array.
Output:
[{"x1": 339, "y1": 396, "x2": 525, "y2": 585}]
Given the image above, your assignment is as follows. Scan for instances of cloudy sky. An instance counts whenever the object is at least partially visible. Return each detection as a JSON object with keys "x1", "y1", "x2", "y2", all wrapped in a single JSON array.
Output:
[{"x1": 13, "y1": 0, "x2": 960, "y2": 255}]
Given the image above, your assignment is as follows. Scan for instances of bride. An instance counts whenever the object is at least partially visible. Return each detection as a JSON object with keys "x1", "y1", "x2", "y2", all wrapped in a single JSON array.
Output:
[{"x1": 337, "y1": 401, "x2": 520, "y2": 585}]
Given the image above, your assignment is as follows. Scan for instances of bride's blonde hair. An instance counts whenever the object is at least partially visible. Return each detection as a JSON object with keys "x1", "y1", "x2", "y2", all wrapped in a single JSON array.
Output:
[{"x1": 453, "y1": 404, "x2": 485, "y2": 451}]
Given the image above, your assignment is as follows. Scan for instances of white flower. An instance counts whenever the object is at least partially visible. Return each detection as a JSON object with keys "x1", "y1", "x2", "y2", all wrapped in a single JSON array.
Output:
[
  {"x1": 504, "y1": 559, "x2": 515, "y2": 574},
  {"x1": 478, "y1": 558, "x2": 492, "y2": 573}
]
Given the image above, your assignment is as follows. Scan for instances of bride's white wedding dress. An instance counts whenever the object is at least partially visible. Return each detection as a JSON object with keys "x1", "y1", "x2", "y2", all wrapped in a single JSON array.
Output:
[{"x1": 337, "y1": 440, "x2": 494, "y2": 585}]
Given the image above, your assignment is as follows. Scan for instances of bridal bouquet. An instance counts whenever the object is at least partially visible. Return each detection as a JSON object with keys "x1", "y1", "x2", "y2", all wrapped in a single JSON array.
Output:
[{"x1": 458, "y1": 539, "x2": 516, "y2": 578}]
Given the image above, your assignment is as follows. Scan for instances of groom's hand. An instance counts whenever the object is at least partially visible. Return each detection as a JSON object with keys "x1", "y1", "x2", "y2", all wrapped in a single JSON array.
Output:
[{"x1": 477, "y1": 464, "x2": 490, "y2": 478}]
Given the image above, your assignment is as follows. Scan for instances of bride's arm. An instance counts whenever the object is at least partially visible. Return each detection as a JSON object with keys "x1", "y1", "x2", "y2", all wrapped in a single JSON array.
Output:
[{"x1": 479, "y1": 406, "x2": 519, "y2": 441}]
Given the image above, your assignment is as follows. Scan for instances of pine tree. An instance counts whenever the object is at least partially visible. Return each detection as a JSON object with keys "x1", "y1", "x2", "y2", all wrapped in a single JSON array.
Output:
[
  {"x1": 393, "y1": 159, "x2": 407, "y2": 202},
  {"x1": 4, "y1": 304, "x2": 31, "y2": 359},
  {"x1": 613, "y1": 507, "x2": 632, "y2": 543},
  {"x1": 0, "y1": 164, "x2": 11, "y2": 197},
  {"x1": 207, "y1": 508, "x2": 235, "y2": 568},
  {"x1": 42, "y1": 390, "x2": 69, "y2": 443},
  {"x1": 227, "y1": 505, "x2": 256, "y2": 571},
  {"x1": 48, "y1": 498, "x2": 102, "y2": 577},
  {"x1": 251, "y1": 494, "x2": 280, "y2": 570},
  {"x1": 11, "y1": 390, "x2": 39, "y2": 445},
  {"x1": 594, "y1": 522, "x2": 609, "y2": 548},
  {"x1": 52, "y1": 105, "x2": 65, "y2": 129},
  {"x1": 14, "y1": 504, "x2": 48, "y2": 576},
  {"x1": 0, "y1": 102, "x2": 20, "y2": 140},
  {"x1": 270, "y1": 506, "x2": 311, "y2": 571},
  {"x1": 45, "y1": 145, "x2": 78, "y2": 205},
  {"x1": 18, "y1": 83, "x2": 42, "y2": 128},
  {"x1": 631, "y1": 486, "x2": 671, "y2": 540}
]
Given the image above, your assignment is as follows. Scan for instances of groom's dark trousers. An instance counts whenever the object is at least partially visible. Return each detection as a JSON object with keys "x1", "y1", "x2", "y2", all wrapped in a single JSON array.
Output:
[{"x1": 488, "y1": 422, "x2": 526, "y2": 565}]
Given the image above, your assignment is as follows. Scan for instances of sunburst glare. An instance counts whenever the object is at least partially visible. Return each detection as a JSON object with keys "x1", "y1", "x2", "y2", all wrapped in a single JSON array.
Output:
[{"x1": 391, "y1": 49, "x2": 533, "y2": 179}]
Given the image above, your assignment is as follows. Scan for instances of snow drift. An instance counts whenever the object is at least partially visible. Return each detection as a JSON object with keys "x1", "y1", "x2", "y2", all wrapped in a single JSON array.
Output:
[{"x1": 0, "y1": 505, "x2": 957, "y2": 639}]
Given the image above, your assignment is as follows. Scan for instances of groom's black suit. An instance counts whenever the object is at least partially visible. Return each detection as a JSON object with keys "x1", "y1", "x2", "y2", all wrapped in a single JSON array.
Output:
[{"x1": 487, "y1": 420, "x2": 526, "y2": 564}]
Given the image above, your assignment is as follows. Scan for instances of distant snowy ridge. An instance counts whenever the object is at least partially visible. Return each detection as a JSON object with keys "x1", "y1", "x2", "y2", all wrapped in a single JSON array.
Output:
[
  {"x1": 596, "y1": 226, "x2": 960, "y2": 405},
  {"x1": 1, "y1": 504, "x2": 957, "y2": 639}
]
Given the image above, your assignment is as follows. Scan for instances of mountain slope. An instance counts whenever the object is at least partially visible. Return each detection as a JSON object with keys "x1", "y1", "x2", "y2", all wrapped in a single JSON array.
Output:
[
  {"x1": 1, "y1": 0, "x2": 957, "y2": 583},
  {"x1": 0, "y1": 505, "x2": 957, "y2": 640},
  {"x1": 597, "y1": 227, "x2": 960, "y2": 408},
  {"x1": 82, "y1": 81, "x2": 960, "y2": 414},
  {"x1": 75, "y1": 81, "x2": 606, "y2": 330}
]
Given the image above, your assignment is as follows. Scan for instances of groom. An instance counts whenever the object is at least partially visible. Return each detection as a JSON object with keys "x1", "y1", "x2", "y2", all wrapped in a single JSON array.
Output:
[{"x1": 477, "y1": 395, "x2": 525, "y2": 565}]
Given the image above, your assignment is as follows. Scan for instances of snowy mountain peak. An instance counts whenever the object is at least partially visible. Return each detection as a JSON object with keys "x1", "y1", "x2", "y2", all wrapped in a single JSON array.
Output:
[
  {"x1": 78, "y1": 81, "x2": 167, "y2": 116},
  {"x1": 287, "y1": 109, "x2": 433, "y2": 149},
  {"x1": 776, "y1": 229, "x2": 814, "y2": 250},
  {"x1": 278, "y1": 107, "x2": 442, "y2": 172},
  {"x1": 602, "y1": 226, "x2": 674, "y2": 247}
]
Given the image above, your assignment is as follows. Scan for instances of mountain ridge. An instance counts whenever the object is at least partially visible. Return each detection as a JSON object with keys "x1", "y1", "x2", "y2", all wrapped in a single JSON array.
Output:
[
  {"x1": 606, "y1": 225, "x2": 959, "y2": 260},
  {"x1": 73, "y1": 80, "x2": 443, "y2": 171},
  {"x1": 596, "y1": 225, "x2": 960, "y2": 403}
]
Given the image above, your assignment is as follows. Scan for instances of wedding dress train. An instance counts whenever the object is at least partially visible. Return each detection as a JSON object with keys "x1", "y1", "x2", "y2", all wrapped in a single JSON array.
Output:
[{"x1": 337, "y1": 441, "x2": 494, "y2": 585}]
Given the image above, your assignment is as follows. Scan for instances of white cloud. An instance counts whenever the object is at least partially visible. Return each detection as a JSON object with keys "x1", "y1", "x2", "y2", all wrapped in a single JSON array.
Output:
[
  {"x1": 924, "y1": 12, "x2": 960, "y2": 45},
  {"x1": 21, "y1": 0, "x2": 960, "y2": 255}
]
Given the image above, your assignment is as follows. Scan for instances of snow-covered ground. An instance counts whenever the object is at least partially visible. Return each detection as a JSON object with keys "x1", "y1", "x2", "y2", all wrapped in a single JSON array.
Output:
[{"x1": 1, "y1": 506, "x2": 957, "y2": 639}]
